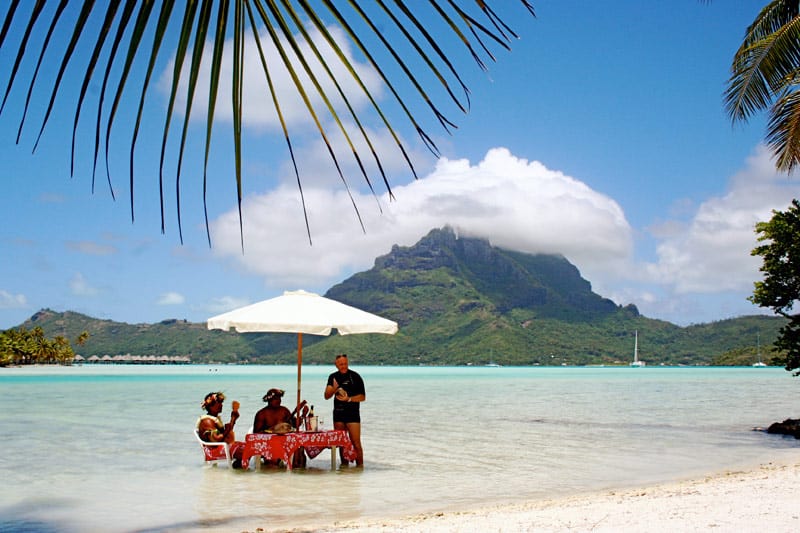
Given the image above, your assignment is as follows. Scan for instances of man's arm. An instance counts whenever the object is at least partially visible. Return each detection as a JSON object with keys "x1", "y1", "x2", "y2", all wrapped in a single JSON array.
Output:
[
  {"x1": 324, "y1": 377, "x2": 338, "y2": 400},
  {"x1": 252, "y1": 410, "x2": 266, "y2": 433}
]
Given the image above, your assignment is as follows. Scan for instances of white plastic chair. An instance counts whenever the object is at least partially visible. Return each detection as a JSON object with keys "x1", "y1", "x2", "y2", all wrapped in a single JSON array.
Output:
[{"x1": 194, "y1": 429, "x2": 232, "y2": 467}]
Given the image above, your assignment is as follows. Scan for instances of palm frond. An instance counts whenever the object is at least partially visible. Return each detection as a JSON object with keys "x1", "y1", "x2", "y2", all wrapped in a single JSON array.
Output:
[
  {"x1": 203, "y1": 0, "x2": 231, "y2": 247},
  {"x1": 244, "y1": 2, "x2": 311, "y2": 245},
  {"x1": 85, "y1": 0, "x2": 134, "y2": 198},
  {"x1": 173, "y1": 0, "x2": 215, "y2": 243},
  {"x1": 0, "y1": 0, "x2": 536, "y2": 243},
  {"x1": 251, "y1": 1, "x2": 366, "y2": 235},
  {"x1": 739, "y1": 0, "x2": 800, "y2": 44},
  {"x1": 725, "y1": 1, "x2": 800, "y2": 122},
  {"x1": 766, "y1": 89, "x2": 800, "y2": 172},
  {"x1": 6, "y1": 1, "x2": 67, "y2": 145},
  {"x1": 158, "y1": 0, "x2": 202, "y2": 237},
  {"x1": 0, "y1": 0, "x2": 22, "y2": 49},
  {"x1": 281, "y1": 0, "x2": 391, "y2": 204},
  {"x1": 296, "y1": 0, "x2": 419, "y2": 188},
  {"x1": 232, "y1": 0, "x2": 245, "y2": 249},
  {"x1": 93, "y1": 0, "x2": 139, "y2": 188},
  {"x1": 320, "y1": 1, "x2": 440, "y2": 156},
  {"x1": 31, "y1": 1, "x2": 95, "y2": 154},
  {"x1": 0, "y1": 0, "x2": 46, "y2": 116},
  {"x1": 269, "y1": 1, "x2": 379, "y2": 208},
  {"x1": 104, "y1": 0, "x2": 159, "y2": 223},
  {"x1": 388, "y1": 0, "x2": 471, "y2": 112},
  {"x1": 129, "y1": 0, "x2": 176, "y2": 225}
]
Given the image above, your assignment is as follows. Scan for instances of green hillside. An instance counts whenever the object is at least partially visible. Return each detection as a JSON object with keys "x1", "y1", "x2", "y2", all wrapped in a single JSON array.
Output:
[{"x1": 11, "y1": 227, "x2": 787, "y2": 367}]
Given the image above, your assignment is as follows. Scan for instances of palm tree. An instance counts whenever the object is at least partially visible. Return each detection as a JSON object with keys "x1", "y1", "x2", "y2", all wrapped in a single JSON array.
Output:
[
  {"x1": 76, "y1": 330, "x2": 90, "y2": 347},
  {"x1": 0, "y1": 1, "x2": 535, "y2": 244},
  {"x1": 725, "y1": 1, "x2": 800, "y2": 172}
]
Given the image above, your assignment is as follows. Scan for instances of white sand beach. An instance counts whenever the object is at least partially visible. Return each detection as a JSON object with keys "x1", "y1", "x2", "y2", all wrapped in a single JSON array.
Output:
[{"x1": 277, "y1": 458, "x2": 800, "y2": 533}]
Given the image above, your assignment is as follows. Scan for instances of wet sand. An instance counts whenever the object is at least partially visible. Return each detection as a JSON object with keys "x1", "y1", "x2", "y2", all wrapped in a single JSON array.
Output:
[{"x1": 273, "y1": 458, "x2": 800, "y2": 532}]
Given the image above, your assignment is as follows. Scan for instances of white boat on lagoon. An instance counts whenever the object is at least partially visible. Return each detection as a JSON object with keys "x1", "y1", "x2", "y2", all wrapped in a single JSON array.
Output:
[
  {"x1": 630, "y1": 330, "x2": 646, "y2": 367},
  {"x1": 486, "y1": 349, "x2": 502, "y2": 367},
  {"x1": 753, "y1": 332, "x2": 767, "y2": 367}
]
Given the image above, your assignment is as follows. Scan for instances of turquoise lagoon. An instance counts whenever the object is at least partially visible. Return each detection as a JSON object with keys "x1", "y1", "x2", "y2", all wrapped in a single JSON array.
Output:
[{"x1": 1, "y1": 364, "x2": 798, "y2": 532}]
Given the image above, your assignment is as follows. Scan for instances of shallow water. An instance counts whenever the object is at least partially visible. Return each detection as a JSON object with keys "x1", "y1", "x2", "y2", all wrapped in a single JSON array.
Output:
[{"x1": 1, "y1": 364, "x2": 798, "y2": 532}]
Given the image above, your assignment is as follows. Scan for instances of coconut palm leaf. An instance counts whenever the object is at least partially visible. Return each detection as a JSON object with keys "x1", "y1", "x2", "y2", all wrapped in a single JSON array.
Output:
[
  {"x1": 158, "y1": 0, "x2": 202, "y2": 236},
  {"x1": 251, "y1": 1, "x2": 366, "y2": 235},
  {"x1": 0, "y1": 0, "x2": 21, "y2": 49},
  {"x1": 232, "y1": 0, "x2": 245, "y2": 247},
  {"x1": 268, "y1": 1, "x2": 379, "y2": 207},
  {"x1": 283, "y1": 0, "x2": 393, "y2": 202},
  {"x1": 0, "y1": 0, "x2": 67, "y2": 144},
  {"x1": 318, "y1": 1, "x2": 440, "y2": 156},
  {"x1": 0, "y1": 0, "x2": 45, "y2": 115},
  {"x1": 297, "y1": 1, "x2": 419, "y2": 184},
  {"x1": 91, "y1": 0, "x2": 139, "y2": 187},
  {"x1": 129, "y1": 0, "x2": 176, "y2": 224},
  {"x1": 30, "y1": 0, "x2": 95, "y2": 154},
  {"x1": 104, "y1": 0, "x2": 158, "y2": 222},
  {"x1": 202, "y1": 0, "x2": 230, "y2": 246},
  {"x1": 0, "y1": 0, "x2": 536, "y2": 242},
  {"x1": 725, "y1": 0, "x2": 800, "y2": 171},
  {"x1": 172, "y1": 0, "x2": 216, "y2": 243},
  {"x1": 767, "y1": 89, "x2": 800, "y2": 171},
  {"x1": 725, "y1": 2, "x2": 800, "y2": 121},
  {"x1": 388, "y1": 0, "x2": 471, "y2": 111},
  {"x1": 243, "y1": 2, "x2": 310, "y2": 246}
]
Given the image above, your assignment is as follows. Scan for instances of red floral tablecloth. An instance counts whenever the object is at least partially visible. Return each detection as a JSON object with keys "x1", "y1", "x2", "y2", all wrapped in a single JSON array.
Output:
[{"x1": 242, "y1": 430, "x2": 356, "y2": 469}]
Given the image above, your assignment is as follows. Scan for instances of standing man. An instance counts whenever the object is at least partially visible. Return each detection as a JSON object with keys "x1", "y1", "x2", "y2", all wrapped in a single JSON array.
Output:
[{"x1": 324, "y1": 353, "x2": 365, "y2": 466}]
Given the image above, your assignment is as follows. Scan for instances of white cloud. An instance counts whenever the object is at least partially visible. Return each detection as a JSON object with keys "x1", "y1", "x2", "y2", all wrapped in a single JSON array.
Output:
[
  {"x1": 617, "y1": 145, "x2": 800, "y2": 324},
  {"x1": 283, "y1": 121, "x2": 435, "y2": 190},
  {"x1": 646, "y1": 145, "x2": 800, "y2": 294},
  {"x1": 204, "y1": 296, "x2": 252, "y2": 314},
  {"x1": 66, "y1": 241, "x2": 117, "y2": 256},
  {"x1": 70, "y1": 272, "x2": 99, "y2": 297},
  {"x1": 39, "y1": 192, "x2": 65, "y2": 204},
  {"x1": 210, "y1": 147, "x2": 632, "y2": 292},
  {"x1": 0, "y1": 290, "x2": 27, "y2": 309},
  {"x1": 207, "y1": 143, "x2": 800, "y2": 326},
  {"x1": 157, "y1": 292, "x2": 185, "y2": 306}
]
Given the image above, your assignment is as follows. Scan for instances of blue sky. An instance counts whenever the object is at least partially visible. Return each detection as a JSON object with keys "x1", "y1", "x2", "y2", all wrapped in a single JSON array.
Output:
[{"x1": 2, "y1": 1, "x2": 798, "y2": 330}]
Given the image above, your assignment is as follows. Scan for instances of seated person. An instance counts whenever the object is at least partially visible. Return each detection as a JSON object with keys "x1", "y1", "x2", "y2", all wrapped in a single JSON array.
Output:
[
  {"x1": 253, "y1": 388, "x2": 307, "y2": 467},
  {"x1": 197, "y1": 391, "x2": 244, "y2": 468}
]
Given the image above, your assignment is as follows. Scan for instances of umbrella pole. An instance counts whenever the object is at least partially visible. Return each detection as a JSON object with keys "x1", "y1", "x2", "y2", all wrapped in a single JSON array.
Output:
[{"x1": 296, "y1": 332, "x2": 303, "y2": 420}]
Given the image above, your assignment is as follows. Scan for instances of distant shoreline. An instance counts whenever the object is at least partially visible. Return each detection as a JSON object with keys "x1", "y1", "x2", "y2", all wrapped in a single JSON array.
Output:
[{"x1": 0, "y1": 361, "x2": 783, "y2": 368}]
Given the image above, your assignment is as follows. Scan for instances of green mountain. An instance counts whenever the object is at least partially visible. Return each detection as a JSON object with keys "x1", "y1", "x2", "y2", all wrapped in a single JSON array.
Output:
[{"x1": 13, "y1": 227, "x2": 787, "y2": 367}]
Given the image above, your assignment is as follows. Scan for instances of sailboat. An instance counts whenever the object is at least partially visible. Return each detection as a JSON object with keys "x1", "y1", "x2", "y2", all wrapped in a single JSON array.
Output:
[
  {"x1": 753, "y1": 332, "x2": 767, "y2": 367},
  {"x1": 630, "y1": 330, "x2": 646, "y2": 367}
]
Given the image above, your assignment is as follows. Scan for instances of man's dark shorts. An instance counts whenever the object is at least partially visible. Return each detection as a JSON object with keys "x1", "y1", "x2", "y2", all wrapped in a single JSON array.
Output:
[{"x1": 333, "y1": 408, "x2": 361, "y2": 424}]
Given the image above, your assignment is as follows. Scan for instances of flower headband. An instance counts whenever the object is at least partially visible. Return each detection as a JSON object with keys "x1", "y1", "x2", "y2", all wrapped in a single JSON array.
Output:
[
  {"x1": 201, "y1": 391, "x2": 225, "y2": 409},
  {"x1": 263, "y1": 388, "x2": 285, "y2": 402}
]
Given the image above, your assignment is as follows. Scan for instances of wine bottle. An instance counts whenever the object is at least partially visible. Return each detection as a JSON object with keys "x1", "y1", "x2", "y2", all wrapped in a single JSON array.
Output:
[{"x1": 309, "y1": 405, "x2": 314, "y2": 417}]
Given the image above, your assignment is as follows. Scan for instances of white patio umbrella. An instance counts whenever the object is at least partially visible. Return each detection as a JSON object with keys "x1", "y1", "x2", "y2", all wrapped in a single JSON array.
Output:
[{"x1": 207, "y1": 290, "x2": 398, "y2": 407}]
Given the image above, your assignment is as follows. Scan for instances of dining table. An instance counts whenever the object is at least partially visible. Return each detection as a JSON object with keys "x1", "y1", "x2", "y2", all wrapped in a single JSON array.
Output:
[{"x1": 241, "y1": 429, "x2": 356, "y2": 470}]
